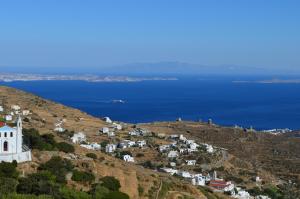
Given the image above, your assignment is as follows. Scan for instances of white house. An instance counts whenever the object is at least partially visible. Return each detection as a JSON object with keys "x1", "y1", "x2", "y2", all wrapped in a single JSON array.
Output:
[
  {"x1": 170, "y1": 162, "x2": 176, "y2": 167},
  {"x1": 178, "y1": 171, "x2": 192, "y2": 178},
  {"x1": 11, "y1": 105, "x2": 21, "y2": 111},
  {"x1": 54, "y1": 127, "x2": 65, "y2": 133},
  {"x1": 103, "y1": 117, "x2": 112, "y2": 123},
  {"x1": 80, "y1": 143, "x2": 101, "y2": 150},
  {"x1": 123, "y1": 154, "x2": 134, "y2": 162},
  {"x1": 189, "y1": 142, "x2": 199, "y2": 150},
  {"x1": 22, "y1": 110, "x2": 30, "y2": 116},
  {"x1": 233, "y1": 188, "x2": 251, "y2": 199},
  {"x1": 159, "y1": 145, "x2": 170, "y2": 152},
  {"x1": 128, "y1": 131, "x2": 139, "y2": 136},
  {"x1": 167, "y1": 150, "x2": 179, "y2": 158},
  {"x1": 71, "y1": 132, "x2": 86, "y2": 144},
  {"x1": 191, "y1": 174, "x2": 206, "y2": 186},
  {"x1": 186, "y1": 160, "x2": 196, "y2": 166},
  {"x1": 205, "y1": 144, "x2": 214, "y2": 153},
  {"x1": 112, "y1": 123, "x2": 122, "y2": 130},
  {"x1": 255, "y1": 196, "x2": 271, "y2": 199},
  {"x1": 179, "y1": 134, "x2": 187, "y2": 142},
  {"x1": 0, "y1": 116, "x2": 31, "y2": 162},
  {"x1": 0, "y1": 106, "x2": 3, "y2": 112},
  {"x1": 161, "y1": 167, "x2": 178, "y2": 175},
  {"x1": 105, "y1": 144, "x2": 116, "y2": 153},
  {"x1": 101, "y1": 127, "x2": 109, "y2": 134},
  {"x1": 119, "y1": 140, "x2": 135, "y2": 149},
  {"x1": 137, "y1": 140, "x2": 146, "y2": 148},
  {"x1": 179, "y1": 148, "x2": 187, "y2": 154},
  {"x1": 107, "y1": 131, "x2": 115, "y2": 137},
  {"x1": 186, "y1": 139, "x2": 195, "y2": 145},
  {"x1": 5, "y1": 115, "x2": 13, "y2": 121}
]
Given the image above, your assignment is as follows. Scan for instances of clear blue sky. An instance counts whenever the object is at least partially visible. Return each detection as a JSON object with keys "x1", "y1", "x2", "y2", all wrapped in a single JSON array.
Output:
[{"x1": 0, "y1": 0, "x2": 299, "y2": 72}]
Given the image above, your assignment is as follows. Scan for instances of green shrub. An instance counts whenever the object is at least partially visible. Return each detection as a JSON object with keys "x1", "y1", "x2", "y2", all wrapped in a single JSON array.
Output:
[
  {"x1": 56, "y1": 142, "x2": 75, "y2": 153},
  {"x1": 0, "y1": 177, "x2": 18, "y2": 195},
  {"x1": 2, "y1": 194, "x2": 53, "y2": 199},
  {"x1": 23, "y1": 129, "x2": 56, "y2": 151},
  {"x1": 263, "y1": 186, "x2": 283, "y2": 199},
  {"x1": 17, "y1": 171, "x2": 59, "y2": 196},
  {"x1": 38, "y1": 156, "x2": 74, "y2": 184},
  {"x1": 99, "y1": 176, "x2": 121, "y2": 191},
  {"x1": 59, "y1": 186, "x2": 91, "y2": 199},
  {"x1": 0, "y1": 161, "x2": 19, "y2": 179},
  {"x1": 89, "y1": 184, "x2": 110, "y2": 199},
  {"x1": 138, "y1": 185, "x2": 144, "y2": 196},
  {"x1": 86, "y1": 153, "x2": 97, "y2": 159},
  {"x1": 72, "y1": 170, "x2": 95, "y2": 183},
  {"x1": 136, "y1": 153, "x2": 144, "y2": 157},
  {"x1": 103, "y1": 191, "x2": 129, "y2": 199}
]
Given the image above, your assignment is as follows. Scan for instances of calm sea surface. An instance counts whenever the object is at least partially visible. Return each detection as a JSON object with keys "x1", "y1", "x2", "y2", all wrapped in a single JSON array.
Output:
[{"x1": 2, "y1": 77, "x2": 300, "y2": 130}]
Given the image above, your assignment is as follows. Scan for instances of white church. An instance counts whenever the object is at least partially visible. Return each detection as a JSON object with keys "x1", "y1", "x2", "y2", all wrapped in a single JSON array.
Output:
[{"x1": 0, "y1": 116, "x2": 32, "y2": 163}]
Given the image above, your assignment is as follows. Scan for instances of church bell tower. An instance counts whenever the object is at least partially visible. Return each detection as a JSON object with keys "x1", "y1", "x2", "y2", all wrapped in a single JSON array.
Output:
[{"x1": 16, "y1": 115, "x2": 23, "y2": 153}]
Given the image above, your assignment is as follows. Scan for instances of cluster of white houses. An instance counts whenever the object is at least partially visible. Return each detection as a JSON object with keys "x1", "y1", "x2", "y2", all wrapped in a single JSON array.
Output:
[
  {"x1": 0, "y1": 105, "x2": 32, "y2": 163},
  {"x1": 0, "y1": 105, "x2": 31, "y2": 122},
  {"x1": 0, "y1": 106, "x2": 276, "y2": 199}
]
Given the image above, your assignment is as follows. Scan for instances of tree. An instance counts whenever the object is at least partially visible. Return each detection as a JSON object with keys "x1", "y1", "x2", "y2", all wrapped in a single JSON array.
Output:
[
  {"x1": 16, "y1": 171, "x2": 59, "y2": 196},
  {"x1": 38, "y1": 156, "x2": 74, "y2": 184},
  {"x1": 86, "y1": 153, "x2": 97, "y2": 159},
  {"x1": 72, "y1": 170, "x2": 95, "y2": 184},
  {"x1": 56, "y1": 142, "x2": 75, "y2": 153},
  {"x1": 103, "y1": 191, "x2": 129, "y2": 199},
  {"x1": 99, "y1": 176, "x2": 121, "y2": 191},
  {"x1": 89, "y1": 184, "x2": 110, "y2": 199}
]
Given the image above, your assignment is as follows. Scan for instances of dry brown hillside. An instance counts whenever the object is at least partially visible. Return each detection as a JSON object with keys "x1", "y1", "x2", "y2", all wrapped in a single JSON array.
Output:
[
  {"x1": 0, "y1": 86, "x2": 211, "y2": 199},
  {"x1": 1, "y1": 85, "x2": 299, "y2": 198}
]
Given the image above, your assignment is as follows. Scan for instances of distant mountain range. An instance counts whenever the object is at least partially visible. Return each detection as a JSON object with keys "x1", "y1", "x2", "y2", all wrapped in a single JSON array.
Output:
[
  {"x1": 0, "y1": 61, "x2": 297, "y2": 75},
  {"x1": 102, "y1": 61, "x2": 268, "y2": 75}
]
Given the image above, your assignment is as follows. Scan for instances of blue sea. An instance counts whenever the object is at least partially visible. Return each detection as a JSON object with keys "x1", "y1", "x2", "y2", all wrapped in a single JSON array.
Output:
[{"x1": 2, "y1": 76, "x2": 300, "y2": 130}]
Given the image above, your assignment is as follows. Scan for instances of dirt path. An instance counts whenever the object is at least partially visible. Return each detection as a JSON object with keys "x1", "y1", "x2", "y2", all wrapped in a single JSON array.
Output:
[{"x1": 155, "y1": 180, "x2": 163, "y2": 199}]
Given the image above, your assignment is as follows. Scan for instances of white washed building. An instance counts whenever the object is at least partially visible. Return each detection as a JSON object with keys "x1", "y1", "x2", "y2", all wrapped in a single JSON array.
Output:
[
  {"x1": 101, "y1": 127, "x2": 109, "y2": 134},
  {"x1": 191, "y1": 174, "x2": 206, "y2": 186},
  {"x1": 186, "y1": 160, "x2": 196, "y2": 166},
  {"x1": 0, "y1": 116, "x2": 31, "y2": 162},
  {"x1": 71, "y1": 132, "x2": 86, "y2": 144},
  {"x1": 123, "y1": 155, "x2": 134, "y2": 162},
  {"x1": 105, "y1": 144, "x2": 117, "y2": 153},
  {"x1": 5, "y1": 115, "x2": 13, "y2": 121},
  {"x1": 168, "y1": 150, "x2": 179, "y2": 158},
  {"x1": 103, "y1": 117, "x2": 112, "y2": 123}
]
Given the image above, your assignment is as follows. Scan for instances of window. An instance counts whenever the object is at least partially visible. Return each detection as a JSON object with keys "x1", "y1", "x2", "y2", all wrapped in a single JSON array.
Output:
[
  {"x1": 3, "y1": 141, "x2": 8, "y2": 151},
  {"x1": 4, "y1": 132, "x2": 7, "y2": 137},
  {"x1": 10, "y1": 132, "x2": 13, "y2": 137}
]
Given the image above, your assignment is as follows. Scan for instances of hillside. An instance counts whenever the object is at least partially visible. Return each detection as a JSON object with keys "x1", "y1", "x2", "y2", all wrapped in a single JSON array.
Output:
[
  {"x1": 0, "y1": 86, "x2": 209, "y2": 199},
  {"x1": 0, "y1": 85, "x2": 299, "y2": 199}
]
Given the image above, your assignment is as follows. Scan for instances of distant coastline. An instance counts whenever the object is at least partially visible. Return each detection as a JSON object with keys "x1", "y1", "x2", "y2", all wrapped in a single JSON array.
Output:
[
  {"x1": 0, "y1": 73, "x2": 178, "y2": 83},
  {"x1": 233, "y1": 78, "x2": 300, "y2": 84}
]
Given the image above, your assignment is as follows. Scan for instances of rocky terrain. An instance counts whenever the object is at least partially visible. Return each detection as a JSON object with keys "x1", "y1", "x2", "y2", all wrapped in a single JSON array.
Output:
[{"x1": 0, "y1": 86, "x2": 299, "y2": 199}]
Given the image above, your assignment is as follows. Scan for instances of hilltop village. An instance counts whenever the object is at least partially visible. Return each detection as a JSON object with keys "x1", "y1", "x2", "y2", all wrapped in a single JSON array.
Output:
[{"x1": 0, "y1": 104, "x2": 275, "y2": 199}]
